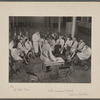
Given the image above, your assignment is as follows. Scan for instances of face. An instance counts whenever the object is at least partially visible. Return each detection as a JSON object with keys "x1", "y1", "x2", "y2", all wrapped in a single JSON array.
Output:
[
  {"x1": 73, "y1": 38, "x2": 76, "y2": 41},
  {"x1": 12, "y1": 41, "x2": 14, "y2": 45},
  {"x1": 80, "y1": 40, "x2": 83, "y2": 42},
  {"x1": 47, "y1": 39, "x2": 52, "y2": 46},
  {"x1": 20, "y1": 39, "x2": 23, "y2": 43},
  {"x1": 27, "y1": 39, "x2": 29, "y2": 42},
  {"x1": 67, "y1": 37, "x2": 70, "y2": 40},
  {"x1": 36, "y1": 32, "x2": 39, "y2": 35}
]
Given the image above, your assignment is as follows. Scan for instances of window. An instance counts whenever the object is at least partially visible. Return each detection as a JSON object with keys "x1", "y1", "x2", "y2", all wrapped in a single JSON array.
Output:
[{"x1": 77, "y1": 17, "x2": 81, "y2": 21}]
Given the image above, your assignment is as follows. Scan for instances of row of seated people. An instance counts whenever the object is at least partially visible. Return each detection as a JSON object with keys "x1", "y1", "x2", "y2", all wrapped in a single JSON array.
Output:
[
  {"x1": 9, "y1": 30, "x2": 91, "y2": 73},
  {"x1": 64, "y1": 38, "x2": 91, "y2": 69},
  {"x1": 9, "y1": 37, "x2": 34, "y2": 66},
  {"x1": 40, "y1": 35, "x2": 91, "y2": 71}
]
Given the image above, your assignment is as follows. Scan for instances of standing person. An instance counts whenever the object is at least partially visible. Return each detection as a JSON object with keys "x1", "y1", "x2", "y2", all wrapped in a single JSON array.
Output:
[{"x1": 32, "y1": 32, "x2": 40, "y2": 56}]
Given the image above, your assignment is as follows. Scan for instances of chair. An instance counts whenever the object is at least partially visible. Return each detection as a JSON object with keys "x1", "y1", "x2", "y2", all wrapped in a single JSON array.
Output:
[
  {"x1": 72, "y1": 54, "x2": 91, "y2": 71},
  {"x1": 26, "y1": 71, "x2": 40, "y2": 83},
  {"x1": 27, "y1": 50, "x2": 33, "y2": 58},
  {"x1": 9, "y1": 50, "x2": 23, "y2": 78},
  {"x1": 81, "y1": 57, "x2": 91, "y2": 71}
]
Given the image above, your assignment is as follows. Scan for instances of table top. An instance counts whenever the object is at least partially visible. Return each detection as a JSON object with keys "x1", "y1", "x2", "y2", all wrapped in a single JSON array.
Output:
[{"x1": 44, "y1": 57, "x2": 65, "y2": 66}]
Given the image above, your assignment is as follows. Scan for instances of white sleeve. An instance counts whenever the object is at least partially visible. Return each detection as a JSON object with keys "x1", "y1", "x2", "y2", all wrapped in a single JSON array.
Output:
[
  {"x1": 49, "y1": 47, "x2": 56, "y2": 61},
  {"x1": 56, "y1": 40, "x2": 59, "y2": 45},
  {"x1": 32, "y1": 34, "x2": 35, "y2": 41},
  {"x1": 25, "y1": 42, "x2": 29, "y2": 50},
  {"x1": 11, "y1": 50, "x2": 22, "y2": 60},
  {"x1": 30, "y1": 42, "x2": 32, "y2": 48}
]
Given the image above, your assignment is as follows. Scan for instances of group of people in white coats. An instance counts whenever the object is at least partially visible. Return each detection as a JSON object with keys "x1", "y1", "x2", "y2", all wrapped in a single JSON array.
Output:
[
  {"x1": 64, "y1": 36, "x2": 91, "y2": 66},
  {"x1": 9, "y1": 30, "x2": 91, "y2": 72},
  {"x1": 9, "y1": 31, "x2": 34, "y2": 65}
]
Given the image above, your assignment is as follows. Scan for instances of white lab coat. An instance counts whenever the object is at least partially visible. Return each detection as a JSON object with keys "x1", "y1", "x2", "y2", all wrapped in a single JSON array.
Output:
[
  {"x1": 32, "y1": 33, "x2": 40, "y2": 53},
  {"x1": 56, "y1": 39, "x2": 64, "y2": 47},
  {"x1": 9, "y1": 41, "x2": 14, "y2": 50},
  {"x1": 40, "y1": 43, "x2": 56, "y2": 62},
  {"x1": 51, "y1": 39, "x2": 56, "y2": 52},
  {"x1": 77, "y1": 46, "x2": 91, "y2": 60},
  {"x1": 17, "y1": 42, "x2": 26, "y2": 54},
  {"x1": 11, "y1": 48, "x2": 22, "y2": 60},
  {"x1": 38, "y1": 38, "x2": 45, "y2": 52},
  {"x1": 77, "y1": 42, "x2": 85, "y2": 51},
  {"x1": 70, "y1": 40, "x2": 78, "y2": 52},
  {"x1": 25, "y1": 41, "x2": 32, "y2": 54},
  {"x1": 64, "y1": 39, "x2": 73, "y2": 50}
]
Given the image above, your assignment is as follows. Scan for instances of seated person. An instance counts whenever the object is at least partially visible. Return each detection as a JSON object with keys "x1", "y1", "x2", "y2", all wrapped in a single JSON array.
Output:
[
  {"x1": 17, "y1": 38, "x2": 26, "y2": 53},
  {"x1": 66, "y1": 40, "x2": 85, "y2": 62},
  {"x1": 11, "y1": 48, "x2": 23, "y2": 61},
  {"x1": 77, "y1": 39, "x2": 86, "y2": 52},
  {"x1": 56, "y1": 36, "x2": 64, "y2": 54},
  {"x1": 54, "y1": 40, "x2": 61, "y2": 56},
  {"x1": 18, "y1": 31, "x2": 22, "y2": 40},
  {"x1": 64, "y1": 36, "x2": 73, "y2": 50},
  {"x1": 52, "y1": 32, "x2": 58, "y2": 41},
  {"x1": 40, "y1": 38, "x2": 57, "y2": 72},
  {"x1": 9, "y1": 40, "x2": 15, "y2": 50},
  {"x1": 10, "y1": 45, "x2": 23, "y2": 71},
  {"x1": 17, "y1": 39, "x2": 28, "y2": 64},
  {"x1": 38, "y1": 36, "x2": 45, "y2": 53},
  {"x1": 69, "y1": 38, "x2": 78, "y2": 58},
  {"x1": 25, "y1": 38, "x2": 32, "y2": 52},
  {"x1": 24, "y1": 38, "x2": 33, "y2": 59},
  {"x1": 74, "y1": 44, "x2": 91, "y2": 65},
  {"x1": 64, "y1": 36, "x2": 73, "y2": 56},
  {"x1": 40, "y1": 38, "x2": 56, "y2": 62},
  {"x1": 70, "y1": 38, "x2": 78, "y2": 53}
]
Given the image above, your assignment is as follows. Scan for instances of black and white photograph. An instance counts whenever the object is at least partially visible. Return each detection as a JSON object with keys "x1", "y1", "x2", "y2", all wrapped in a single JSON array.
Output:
[{"x1": 9, "y1": 16, "x2": 91, "y2": 83}]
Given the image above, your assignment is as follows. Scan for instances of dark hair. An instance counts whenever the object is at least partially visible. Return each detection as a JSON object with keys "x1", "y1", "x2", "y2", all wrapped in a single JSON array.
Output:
[
  {"x1": 67, "y1": 34, "x2": 72, "y2": 40},
  {"x1": 25, "y1": 38, "x2": 28, "y2": 42}
]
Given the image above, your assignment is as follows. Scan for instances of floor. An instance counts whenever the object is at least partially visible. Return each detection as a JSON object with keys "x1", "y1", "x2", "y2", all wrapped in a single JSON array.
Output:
[{"x1": 9, "y1": 56, "x2": 91, "y2": 83}]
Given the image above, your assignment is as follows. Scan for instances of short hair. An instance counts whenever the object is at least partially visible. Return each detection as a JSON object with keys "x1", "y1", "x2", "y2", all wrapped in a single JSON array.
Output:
[
  {"x1": 47, "y1": 39, "x2": 52, "y2": 45},
  {"x1": 25, "y1": 38, "x2": 28, "y2": 42}
]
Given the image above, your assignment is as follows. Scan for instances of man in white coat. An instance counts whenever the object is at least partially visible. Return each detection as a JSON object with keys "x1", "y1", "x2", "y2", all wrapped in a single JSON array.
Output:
[
  {"x1": 40, "y1": 38, "x2": 57, "y2": 72},
  {"x1": 32, "y1": 32, "x2": 40, "y2": 56}
]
